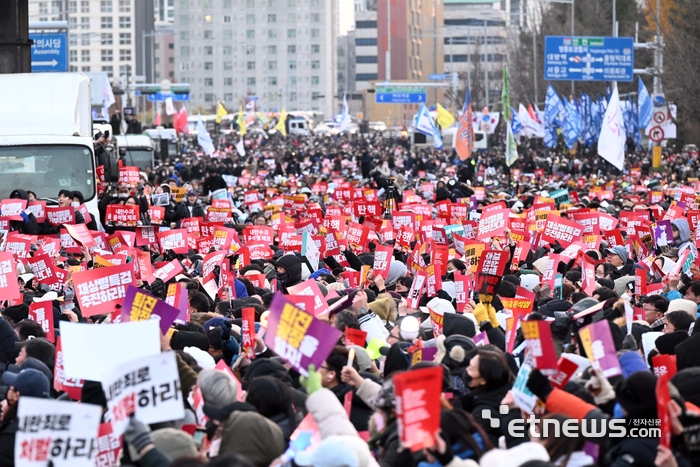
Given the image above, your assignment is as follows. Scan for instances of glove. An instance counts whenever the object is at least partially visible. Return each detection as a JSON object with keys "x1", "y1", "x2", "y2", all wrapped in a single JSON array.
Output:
[
  {"x1": 221, "y1": 320, "x2": 232, "y2": 342},
  {"x1": 300, "y1": 364, "x2": 323, "y2": 395},
  {"x1": 526, "y1": 368, "x2": 554, "y2": 402},
  {"x1": 472, "y1": 303, "x2": 490, "y2": 325},
  {"x1": 485, "y1": 302, "x2": 500, "y2": 329},
  {"x1": 551, "y1": 240, "x2": 564, "y2": 254},
  {"x1": 584, "y1": 367, "x2": 616, "y2": 405},
  {"x1": 124, "y1": 416, "x2": 152, "y2": 454},
  {"x1": 550, "y1": 314, "x2": 572, "y2": 341},
  {"x1": 20, "y1": 211, "x2": 29, "y2": 223}
]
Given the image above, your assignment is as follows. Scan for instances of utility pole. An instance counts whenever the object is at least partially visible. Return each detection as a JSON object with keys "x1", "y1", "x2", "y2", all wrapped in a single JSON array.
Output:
[
  {"x1": 483, "y1": 20, "x2": 489, "y2": 108},
  {"x1": 385, "y1": 0, "x2": 391, "y2": 81},
  {"x1": 653, "y1": 0, "x2": 662, "y2": 94}
]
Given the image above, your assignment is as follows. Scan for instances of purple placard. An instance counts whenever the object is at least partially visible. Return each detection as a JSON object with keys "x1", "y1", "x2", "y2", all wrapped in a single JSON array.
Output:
[
  {"x1": 579, "y1": 319, "x2": 622, "y2": 378},
  {"x1": 120, "y1": 285, "x2": 180, "y2": 334},
  {"x1": 264, "y1": 292, "x2": 342, "y2": 376},
  {"x1": 653, "y1": 220, "x2": 673, "y2": 248},
  {"x1": 473, "y1": 331, "x2": 490, "y2": 346}
]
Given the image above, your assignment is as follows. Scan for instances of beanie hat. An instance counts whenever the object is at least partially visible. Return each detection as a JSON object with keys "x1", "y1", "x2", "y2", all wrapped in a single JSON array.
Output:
[
  {"x1": 618, "y1": 351, "x2": 649, "y2": 379},
  {"x1": 671, "y1": 368, "x2": 700, "y2": 407},
  {"x1": 295, "y1": 436, "x2": 359, "y2": 467},
  {"x1": 655, "y1": 331, "x2": 689, "y2": 355},
  {"x1": 614, "y1": 371, "x2": 658, "y2": 419},
  {"x1": 81, "y1": 380, "x2": 108, "y2": 408},
  {"x1": 349, "y1": 345, "x2": 372, "y2": 372},
  {"x1": 667, "y1": 299, "x2": 698, "y2": 320},
  {"x1": 170, "y1": 331, "x2": 210, "y2": 352},
  {"x1": 442, "y1": 312, "x2": 476, "y2": 338},
  {"x1": 436, "y1": 334, "x2": 476, "y2": 370},
  {"x1": 478, "y1": 441, "x2": 550, "y2": 467},
  {"x1": 676, "y1": 333, "x2": 700, "y2": 371},
  {"x1": 219, "y1": 411, "x2": 285, "y2": 467},
  {"x1": 151, "y1": 428, "x2": 198, "y2": 460},
  {"x1": 2, "y1": 303, "x2": 28, "y2": 323}
]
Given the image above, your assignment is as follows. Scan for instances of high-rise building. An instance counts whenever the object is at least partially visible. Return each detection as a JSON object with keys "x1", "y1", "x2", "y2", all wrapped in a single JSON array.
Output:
[
  {"x1": 154, "y1": 0, "x2": 174, "y2": 23},
  {"x1": 29, "y1": 0, "x2": 154, "y2": 81},
  {"x1": 174, "y1": 0, "x2": 338, "y2": 116},
  {"x1": 338, "y1": 31, "x2": 356, "y2": 95},
  {"x1": 443, "y1": 0, "x2": 508, "y2": 108},
  {"x1": 153, "y1": 22, "x2": 174, "y2": 82},
  {"x1": 353, "y1": 10, "x2": 378, "y2": 91}
]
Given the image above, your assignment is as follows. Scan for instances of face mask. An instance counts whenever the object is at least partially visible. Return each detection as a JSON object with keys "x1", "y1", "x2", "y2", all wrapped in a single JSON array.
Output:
[
  {"x1": 71, "y1": 202, "x2": 80, "y2": 208},
  {"x1": 118, "y1": 193, "x2": 128, "y2": 198},
  {"x1": 276, "y1": 272, "x2": 289, "y2": 285}
]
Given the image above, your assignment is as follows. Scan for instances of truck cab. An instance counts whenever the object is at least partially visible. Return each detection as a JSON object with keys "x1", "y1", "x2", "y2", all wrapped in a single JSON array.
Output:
[
  {"x1": 0, "y1": 73, "x2": 100, "y2": 218},
  {"x1": 114, "y1": 134, "x2": 155, "y2": 170}
]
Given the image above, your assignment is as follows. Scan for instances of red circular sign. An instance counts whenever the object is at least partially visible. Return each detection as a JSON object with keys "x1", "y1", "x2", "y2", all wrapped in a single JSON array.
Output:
[
  {"x1": 649, "y1": 126, "x2": 665, "y2": 143},
  {"x1": 653, "y1": 111, "x2": 666, "y2": 124}
]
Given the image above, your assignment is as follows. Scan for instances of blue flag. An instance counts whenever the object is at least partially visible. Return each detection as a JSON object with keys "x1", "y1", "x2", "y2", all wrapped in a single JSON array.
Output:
[
  {"x1": 563, "y1": 98, "x2": 581, "y2": 150},
  {"x1": 544, "y1": 85, "x2": 565, "y2": 127},
  {"x1": 638, "y1": 78, "x2": 653, "y2": 129},
  {"x1": 510, "y1": 107, "x2": 523, "y2": 135},
  {"x1": 631, "y1": 101, "x2": 642, "y2": 148}
]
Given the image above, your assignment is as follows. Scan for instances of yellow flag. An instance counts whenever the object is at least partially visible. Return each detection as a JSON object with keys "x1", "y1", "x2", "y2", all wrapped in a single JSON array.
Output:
[
  {"x1": 215, "y1": 102, "x2": 227, "y2": 124},
  {"x1": 436, "y1": 103, "x2": 456, "y2": 129},
  {"x1": 274, "y1": 109, "x2": 287, "y2": 137},
  {"x1": 237, "y1": 106, "x2": 246, "y2": 136}
]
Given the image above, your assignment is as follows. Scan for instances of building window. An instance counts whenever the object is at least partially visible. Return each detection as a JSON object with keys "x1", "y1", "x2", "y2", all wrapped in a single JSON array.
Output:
[
  {"x1": 81, "y1": 66, "x2": 91, "y2": 72},
  {"x1": 100, "y1": 17, "x2": 112, "y2": 29},
  {"x1": 287, "y1": 0, "x2": 295, "y2": 5},
  {"x1": 67, "y1": 1, "x2": 76, "y2": 13},
  {"x1": 246, "y1": 45, "x2": 255, "y2": 55},
  {"x1": 118, "y1": 0, "x2": 130, "y2": 12},
  {"x1": 268, "y1": 0, "x2": 276, "y2": 6},
  {"x1": 81, "y1": 33, "x2": 90, "y2": 46},
  {"x1": 246, "y1": 14, "x2": 255, "y2": 24},
  {"x1": 268, "y1": 45, "x2": 276, "y2": 54},
  {"x1": 204, "y1": 78, "x2": 213, "y2": 86},
  {"x1": 356, "y1": 21, "x2": 377, "y2": 28},
  {"x1": 180, "y1": 62, "x2": 190, "y2": 71},
  {"x1": 288, "y1": 45, "x2": 296, "y2": 54},
  {"x1": 311, "y1": 29, "x2": 320, "y2": 38},
  {"x1": 80, "y1": 17, "x2": 90, "y2": 29},
  {"x1": 247, "y1": 61, "x2": 255, "y2": 70},
  {"x1": 101, "y1": 65, "x2": 113, "y2": 76},
  {"x1": 311, "y1": 76, "x2": 319, "y2": 85},
  {"x1": 205, "y1": 94, "x2": 214, "y2": 102},
  {"x1": 247, "y1": 30, "x2": 255, "y2": 39},
  {"x1": 204, "y1": 62, "x2": 213, "y2": 70},
  {"x1": 223, "y1": 0, "x2": 231, "y2": 6},
  {"x1": 69, "y1": 50, "x2": 77, "y2": 62},
  {"x1": 203, "y1": 0, "x2": 211, "y2": 7},
  {"x1": 267, "y1": 14, "x2": 276, "y2": 23},
  {"x1": 224, "y1": 93, "x2": 233, "y2": 101},
  {"x1": 119, "y1": 17, "x2": 131, "y2": 28},
  {"x1": 356, "y1": 55, "x2": 377, "y2": 63},
  {"x1": 268, "y1": 29, "x2": 277, "y2": 39},
  {"x1": 68, "y1": 17, "x2": 77, "y2": 28},
  {"x1": 290, "y1": 92, "x2": 297, "y2": 102},
  {"x1": 119, "y1": 65, "x2": 130, "y2": 74},
  {"x1": 268, "y1": 61, "x2": 277, "y2": 70},
  {"x1": 180, "y1": 46, "x2": 189, "y2": 56},
  {"x1": 81, "y1": 50, "x2": 90, "y2": 62},
  {"x1": 288, "y1": 29, "x2": 296, "y2": 39},
  {"x1": 204, "y1": 46, "x2": 213, "y2": 55},
  {"x1": 223, "y1": 30, "x2": 232, "y2": 39},
  {"x1": 101, "y1": 0, "x2": 112, "y2": 12},
  {"x1": 311, "y1": 13, "x2": 319, "y2": 22},
  {"x1": 224, "y1": 77, "x2": 233, "y2": 86},
  {"x1": 154, "y1": 57, "x2": 160, "y2": 64},
  {"x1": 287, "y1": 13, "x2": 296, "y2": 22},
  {"x1": 101, "y1": 49, "x2": 113, "y2": 61},
  {"x1": 101, "y1": 33, "x2": 113, "y2": 45},
  {"x1": 268, "y1": 77, "x2": 277, "y2": 86},
  {"x1": 223, "y1": 15, "x2": 232, "y2": 23},
  {"x1": 70, "y1": 65, "x2": 78, "y2": 71},
  {"x1": 311, "y1": 60, "x2": 319, "y2": 69},
  {"x1": 247, "y1": 77, "x2": 255, "y2": 86},
  {"x1": 81, "y1": 0, "x2": 89, "y2": 12},
  {"x1": 356, "y1": 73, "x2": 378, "y2": 81},
  {"x1": 289, "y1": 76, "x2": 297, "y2": 85},
  {"x1": 119, "y1": 33, "x2": 131, "y2": 44},
  {"x1": 119, "y1": 49, "x2": 131, "y2": 61},
  {"x1": 169, "y1": 57, "x2": 174, "y2": 63},
  {"x1": 223, "y1": 61, "x2": 232, "y2": 70},
  {"x1": 310, "y1": 0, "x2": 318, "y2": 5},
  {"x1": 180, "y1": 31, "x2": 189, "y2": 40},
  {"x1": 268, "y1": 92, "x2": 277, "y2": 101},
  {"x1": 204, "y1": 30, "x2": 213, "y2": 39},
  {"x1": 288, "y1": 60, "x2": 296, "y2": 70},
  {"x1": 312, "y1": 92, "x2": 320, "y2": 100},
  {"x1": 169, "y1": 43, "x2": 174, "y2": 49},
  {"x1": 355, "y1": 38, "x2": 377, "y2": 46},
  {"x1": 444, "y1": 55, "x2": 467, "y2": 63},
  {"x1": 223, "y1": 45, "x2": 232, "y2": 55},
  {"x1": 246, "y1": 0, "x2": 254, "y2": 6},
  {"x1": 311, "y1": 44, "x2": 320, "y2": 54},
  {"x1": 39, "y1": 2, "x2": 48, "y2": 14},
  {"x1": 69, "y1": 34, "x2": 77, "y2": 46}
]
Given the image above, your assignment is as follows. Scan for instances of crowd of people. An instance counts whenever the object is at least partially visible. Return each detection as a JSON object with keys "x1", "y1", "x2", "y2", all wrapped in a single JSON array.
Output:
[{"x1": 1, "y1": 127, "x2": 700, "y2": 467}]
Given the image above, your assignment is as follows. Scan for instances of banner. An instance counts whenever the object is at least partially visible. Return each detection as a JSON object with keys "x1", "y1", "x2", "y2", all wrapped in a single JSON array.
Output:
[
  {"x1": 476, "y1": 209, "x2": 508, "y2": 240},
  {"x1": 63, "y1": 223, "x2": 97, "y2": 248},
  {"x1": 16, "y1": 397, "x2": 101, "y2": 467},
  {"x1": 541, "y1": 213, "x2": 584, "y2": 248},
  {"x1": 1, "y1": 252, "x2": 22, "y2": 301},
  {"x1": 158, "y1": 229, "x2": 189, "y2": 254},
  {"x1": 263, "y1": 293, "x2": 342, "y2": 376},
  {"x1": 53, "y1": 337, "x2": 84, "y2": 401},
  {"x1": 105, "y1": 205, "x2": 139, "y2": 226},
  {"x1": 0, "y1": 198, "x2": 26, "y2": 221},
  {"x1": 520, "y1": 320, "x2": 558, "y2": 375},
  {"x1": 73, "y1": 263, "x2": 134, "y2": 316},
  {"x1": 46, "y1": 206, "x2": 75, "y2": 226},
  {"x1": 241, "y1": 307, "x2": 256, "y2": 359},
  {"x1": 119, "y1": 286, "x2": 179, "y2": 334},
  {"x1": 28, "y1": 302, "x2": 55, "y2": 343},
  {"x1": 393, "y1": 366, "x2": 442, "y2": 451},
  {"x1": 578, "y1": 320, "x2": 622, "y2": 378}
]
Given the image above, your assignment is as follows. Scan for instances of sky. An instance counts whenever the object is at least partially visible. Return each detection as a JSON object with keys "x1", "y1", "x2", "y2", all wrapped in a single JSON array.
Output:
[{"x1": 339, "y1": 0, "x2": 354, "y2": 35}]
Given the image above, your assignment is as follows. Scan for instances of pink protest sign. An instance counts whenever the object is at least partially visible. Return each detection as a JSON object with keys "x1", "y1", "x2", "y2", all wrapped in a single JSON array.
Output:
[{"x1": 578, "y1": 320, "x2": 622, "y2": 378}]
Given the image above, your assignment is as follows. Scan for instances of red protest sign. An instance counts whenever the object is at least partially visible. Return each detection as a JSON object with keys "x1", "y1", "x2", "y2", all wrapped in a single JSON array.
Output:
[
  {"x1": 0, "y1": 252, "x2": 20, "y2": 301},
  {"x1": 206, "y1": 207, "x2": 233, "y2": 222},
  {"x1": 372, "y1": 244, "x2": 393, "y2": 279},
  {"x1": 148, "y1": 206, "x2": 165, "y2": 225},
  {"x1": 4, "y1": 233, "x2": 32, "y2": 259},
  {"x1": 394, "y1": 365, "x2": 442, "y2": 451},
  {"x1": 27, "y1": 200, "x2": 46, "y2": 223},
  {"x1": 652, "y1": 354, "x2": 677, "y2": 379},
  {"x1": 135, "y1": 250, "x2": 154, "y2": 282},
  {"x1": 28, "y1": 302, "x2": 55, "y2": 343},
  {"x1": 657, "y1": 373, "x2": 672, "y2": 448},
  {"x1": 106, "y1": 205, "x2": 140, "y2": 226},
  {"x1": 453, "y1": 271, "x2": 471, "y2": 313},
  {"x1": 63, "y1": 223, "x2": 97, "y2": 248},
  {"x1": 345, "y1": 328, "x2": 367, "y2": 347},
  {"x1": 73, "y1": 262, "x2": 134, "y2": 316},
  {"x1": 407, "y1": 272, "x2": 427, "y2": 309},
  {"x1": 549, "y1": 357, "x2": 579, "y2": 389},
  {"x1": 0, "y1": 199, "x2": 27, "y2": 221},
  {"x1": 521, "y1": 320, "x2": 558, "y2": 375},
  {"x1": 242, "y1": 307, "x2": 257, "y2": 359},
  {"x1": 476, "y1": 208, "x2": 508, "y2": 240},
  {"x1": 135, "y1": 226, "x2": 159, "y2": 246},
  {"x1": 46, "y1": 206, "x2": 75, "y2": 226},
  {"x1": 286, "y1": 280, "x2": 330, "y2": 317},
  {"x1": 244, "y1": 226, "x2": 274, "y2": 245},
  {"x1": 53, "y1": 337, "x2": 84, "y2": 400},
  {"x1": 152, "y1": 259, "x2": 184, "y2": 283},
  {"x1": 158, "y1": 228, "x2": 189, "y2": 254},
  {"x1": 477, "y1": 250, "x2": 508, "y2": 277},
  {"x1": 346, "y1": 222, "x2": 370, "y2": 254},
  {"x1": 425, "y1": 264, "x2": 442, "y2": 298},
  {"x1": 119, "y1": 166, "x2": 140, "y2": 185},
  {"x1": 27, "y1": 254, "x2": 57, "y2": 283},
  {"x1": 541, "y1": 213, "x2": 583, "y2": 248},
  {"x1": 202, "y1": 250, "x2": 227, "y2": 278}
]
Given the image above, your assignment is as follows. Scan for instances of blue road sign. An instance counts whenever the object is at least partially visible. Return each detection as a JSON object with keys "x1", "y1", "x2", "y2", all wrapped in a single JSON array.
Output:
[
  {"x1": 429, "y1": 73, "x2": 446, "y2": 81},
  {"x1": 246, "y1": 96, "x2": 259, "y2": 101},
  {"x1": 30, "y1": 32, "x2": 69, "y2": 72},
  {"x1": 544, "y1": 36, "x2": 634, "y2": 82},
  {"x1": 147, "y1": 92, "x2": 190, "y2": 102}
]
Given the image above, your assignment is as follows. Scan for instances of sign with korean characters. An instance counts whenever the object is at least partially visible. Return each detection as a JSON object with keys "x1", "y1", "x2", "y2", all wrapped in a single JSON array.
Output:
[
  {"x1": 101, "y1": 351, "x2": 184, "y2": 437},
  {"x1": 263, "y1": 292, "x2": 342, "y2": 376},
  {"x1": 72, "y1": 263, "x2": 134, "y2": 316},
  {"x1": 15, "y1": 397, "x2": 101, "y2": 467}
]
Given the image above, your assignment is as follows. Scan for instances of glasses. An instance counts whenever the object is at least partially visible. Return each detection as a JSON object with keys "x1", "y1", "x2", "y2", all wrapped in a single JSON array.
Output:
[
  {"x1": 319, "y1": 365, "x2": 332, "y2": 372},
  {"x1": 643, "y1": 306, "x2": 660, "y2": 314}
]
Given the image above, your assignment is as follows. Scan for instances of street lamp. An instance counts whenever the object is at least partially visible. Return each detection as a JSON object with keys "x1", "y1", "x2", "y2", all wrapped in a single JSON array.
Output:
[{"x1": 538, "y1": 0, "x2": 575, "y2": 96}]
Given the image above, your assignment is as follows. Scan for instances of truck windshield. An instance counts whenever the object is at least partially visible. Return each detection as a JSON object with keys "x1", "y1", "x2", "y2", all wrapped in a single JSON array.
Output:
[
  {"x1": 121, "y1": 148, "x2": 153, "y2": 170},
  {"x1": 0, "y1": 145, "x2": 95, "y2": 202}
]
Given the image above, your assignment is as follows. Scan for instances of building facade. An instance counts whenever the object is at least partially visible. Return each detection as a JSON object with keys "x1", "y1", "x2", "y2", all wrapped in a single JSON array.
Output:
[
  {"x1": 174, "y1": 0, "x2": 338, "y2": 116},
  {"x1": 153, "y1": 22, "x2": 175, "y2": 82},
  {"x1": 29, "y1": 0, "x2": 153, "y2": 81}
]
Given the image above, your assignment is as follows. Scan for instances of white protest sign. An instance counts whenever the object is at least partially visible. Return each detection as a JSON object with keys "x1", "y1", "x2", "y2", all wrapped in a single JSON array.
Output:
[
  {"x1": 15, "y1": 397, "x2": 101, "y2": 467},
  {"x1": 101, "y1": 351, "x2": 184, "y2": 436},
  {"x1": 59, "y1": 320, "x2": 161, "y2": 381}
]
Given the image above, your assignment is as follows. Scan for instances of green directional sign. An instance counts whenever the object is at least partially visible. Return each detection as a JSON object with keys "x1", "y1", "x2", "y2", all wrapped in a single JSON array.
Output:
[{"x1": 375, "y1": 86, "x2": 426, "y2": 94}]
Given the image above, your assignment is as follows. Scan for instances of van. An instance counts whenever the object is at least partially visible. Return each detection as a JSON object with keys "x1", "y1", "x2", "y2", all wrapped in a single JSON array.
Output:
[
  {"x1": 288, "y1": 117, "x2": 310, "y2": 136},
  {"x1": 114, "y1": 135, "x2": 155, "y2": 170}
]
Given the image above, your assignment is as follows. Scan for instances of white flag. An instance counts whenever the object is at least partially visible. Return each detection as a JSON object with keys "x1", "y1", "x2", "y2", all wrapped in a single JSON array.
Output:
[
  {"x1": 196, "y1": 114, "x2": 215, "y2": 155},
  {"x1": 101, "y1": 77, "x2": 116, "y2": 119},
  {"x1": 236, "y1": 138, "x2": 245, "y2": 157},
  {"x1": 165, "y1": 96, "x2": 175, "y2": 116},
  {"x1": 415, "y1": 104, "x2": 443, "y2": 149},
  {"x1": 339, "y1": 92, "x2": 352, "y2": 132},
  {"x1": 597, "y1": 85, "x2": 626, "y2": 171}
]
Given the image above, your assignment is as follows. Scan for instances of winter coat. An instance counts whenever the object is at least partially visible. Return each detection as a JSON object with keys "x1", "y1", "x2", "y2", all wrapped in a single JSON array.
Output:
[
  {"x1": 330, "y1": 382, "x2": 374, "y2": 432},
  {"x1": 462, "y1": 383, "x2": 520, "y2": 448},
  {"x1": 0, "y1": 414, "x2": 18, "y2": 466}
]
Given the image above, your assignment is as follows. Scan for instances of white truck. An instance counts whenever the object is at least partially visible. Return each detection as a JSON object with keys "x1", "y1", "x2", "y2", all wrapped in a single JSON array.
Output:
[
  {"x1": 0, "y1": 73, "x2": 102, "y2": 218},
  {"x1": 114, "y1": 134, "x2": 155, "y2": 170}
]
